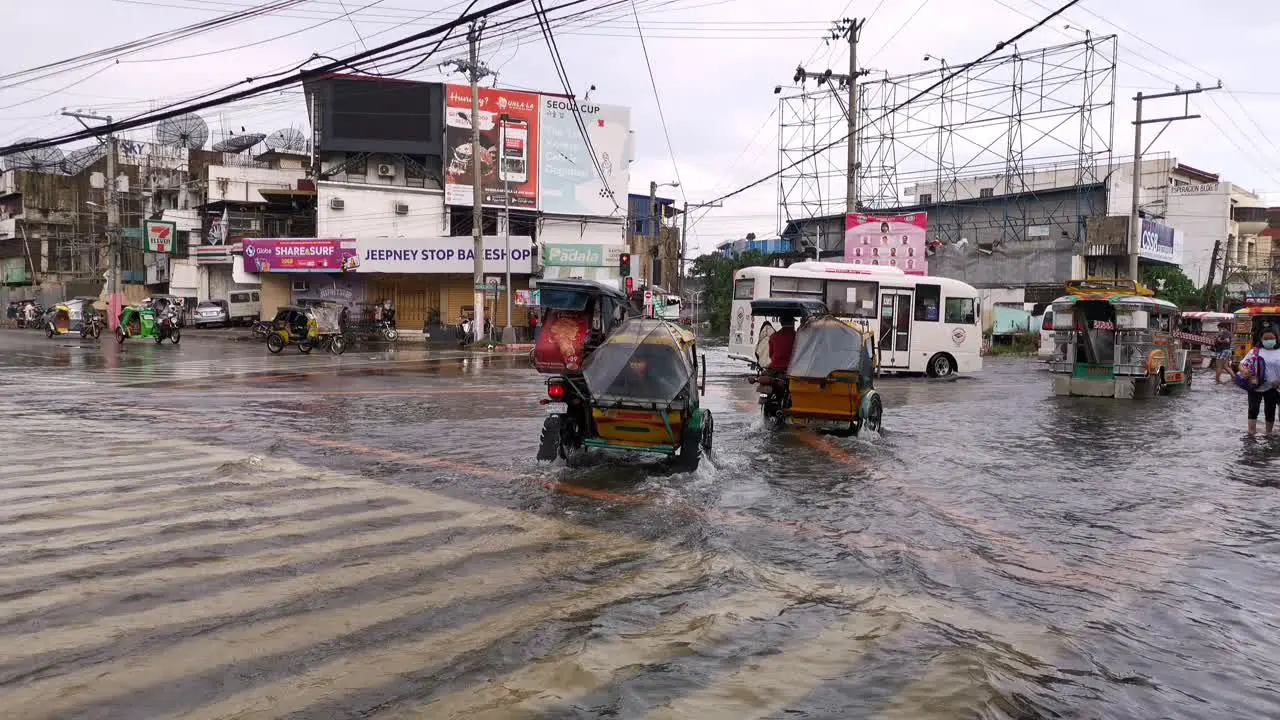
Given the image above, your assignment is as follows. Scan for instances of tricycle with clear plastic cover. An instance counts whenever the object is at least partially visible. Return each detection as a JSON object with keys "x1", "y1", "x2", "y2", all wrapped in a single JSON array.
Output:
[
  {"x1": 537, "y1": 319, "x2": 712, "y2": 470},
  {"x1": 266, "y1": 305, "x2": 346, "y2": 354},
  {"x1": 732, "y1": 299, "x2": 883, "y2": 436}
]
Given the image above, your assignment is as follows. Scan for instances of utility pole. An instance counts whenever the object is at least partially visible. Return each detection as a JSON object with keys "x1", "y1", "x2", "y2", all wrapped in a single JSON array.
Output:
[
  {"x1": 443, "y1": 21, "x2": 493, "y2": 343},
  {"x1": 1202, "y1": 237, "x2": 1222, "y2": 310},
  {"x1": 648, "y1": 180, "x2": 679, "y2": 292},
  {"x1": 500, "y1": 120, "x2": 514, "y2": 345},
  {"x1": 62, "y1": 110, "x2": 120, "y2": 330},
  {"x1": 1127, "y1": 82, "x2": 1220, "y2": 282},
  {"x1": 793, "y1": 18, "x2": 867, "y2": 217},
  {"x1": 679, "y1": 199, "x2": 722, "y2": 295}
]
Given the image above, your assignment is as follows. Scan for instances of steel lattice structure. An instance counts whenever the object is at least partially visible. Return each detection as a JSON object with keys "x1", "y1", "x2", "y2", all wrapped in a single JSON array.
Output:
[{"x1": 778, "y1": 35, "x2": 1118, "y2": 250}]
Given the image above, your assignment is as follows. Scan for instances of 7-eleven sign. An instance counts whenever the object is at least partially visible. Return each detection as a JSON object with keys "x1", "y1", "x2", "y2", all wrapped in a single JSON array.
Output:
[{"x1": 144, "y1": 220, "x2": 176, "y2": 254}]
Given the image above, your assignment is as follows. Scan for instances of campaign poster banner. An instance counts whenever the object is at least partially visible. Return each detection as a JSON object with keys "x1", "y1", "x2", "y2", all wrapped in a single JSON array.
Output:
[
  {"x1": 351, "y1": 236, "x2": 534, "y2": 274},
  {"x1": 443, "y1": 85, "x2": 539, "y2": 210},
  {"x1": 844, "y1": 213, "x2": 929, "y2": 275},
  {"x1": 538, "y1": 99, "x2": 630, "y2": 217},
  {"x1": 242, "y1": 238, "x2": 357, "y2": 273}
]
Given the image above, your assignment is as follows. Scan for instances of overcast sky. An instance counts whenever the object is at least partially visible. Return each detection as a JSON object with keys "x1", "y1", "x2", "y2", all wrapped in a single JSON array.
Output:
[{"x1": 2, "y1": 0, "x2": 1277, "y2": 255}]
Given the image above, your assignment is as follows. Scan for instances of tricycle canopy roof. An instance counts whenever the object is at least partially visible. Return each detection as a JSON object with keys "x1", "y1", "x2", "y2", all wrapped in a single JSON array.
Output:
[
  {"x1": 583, "y1": 319, "x2": 695, "y2": 404},
  {"x1": 788, "y1": 316, "x2": 876, "y2": 381},
  {"x1": 1050, "y1": 293, "x2": 1178, "y2": 311},
  {"x1": 749, "y1": 298, "x2": 829, "y2": 320},
  {"x1": 1064, "y1": 277, "x2": 1155, "y2": 298},
  {"x1": 535, "y1": 278, "x2": 628, "y2": 302}
]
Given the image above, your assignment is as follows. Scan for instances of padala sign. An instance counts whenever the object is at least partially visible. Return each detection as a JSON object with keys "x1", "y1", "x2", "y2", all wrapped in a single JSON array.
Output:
[{"x1": 542, "y1": 243, "x2": 622, "y2": 267}]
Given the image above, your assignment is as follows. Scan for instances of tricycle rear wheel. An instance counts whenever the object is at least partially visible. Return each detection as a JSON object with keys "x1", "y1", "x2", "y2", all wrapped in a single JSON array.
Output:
[
  {"x1": 537, "y1": 415, "x2": 562, "y2": 462},
  {"x1": 675, "y1": 419, "x2": 702, "y2": 472}
]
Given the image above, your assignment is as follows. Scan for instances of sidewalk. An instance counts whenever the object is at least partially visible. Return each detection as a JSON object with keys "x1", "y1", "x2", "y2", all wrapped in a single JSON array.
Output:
[{"x1": 181, "y1": 326, "x2": 533, "y2": 353}]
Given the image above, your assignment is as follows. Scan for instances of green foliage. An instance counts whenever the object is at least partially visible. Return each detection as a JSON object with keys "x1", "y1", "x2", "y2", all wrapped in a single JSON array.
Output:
[
  {"x1": 1141, "y1": 265, "x2": 1200, "y2": 308},
  {"x1": 688, "y1": 250, "x2": 769, "y2": 334}
]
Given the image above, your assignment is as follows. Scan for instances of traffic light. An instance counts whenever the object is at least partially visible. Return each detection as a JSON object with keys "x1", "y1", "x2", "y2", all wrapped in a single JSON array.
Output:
[{"x1": 618, "y1": 252, "x2": 631, "y2": 276}]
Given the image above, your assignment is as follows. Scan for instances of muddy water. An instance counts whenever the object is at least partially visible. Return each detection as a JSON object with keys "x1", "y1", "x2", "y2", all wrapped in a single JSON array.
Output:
[{"x1": 0, "y1": 330, "x2": 1277, "y2": 719}]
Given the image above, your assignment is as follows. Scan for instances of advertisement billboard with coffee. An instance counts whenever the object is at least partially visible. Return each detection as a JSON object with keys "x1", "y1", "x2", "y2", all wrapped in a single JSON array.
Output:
[
  {"x1": 844, "y1": 213, "x2": 929, "y2": 275},
  {"x1": 538, "y1": 99, "x2": 630, "y2": 217},
  {"x1": 443, "y1": 85, "x2": 539, "y2": 210}
]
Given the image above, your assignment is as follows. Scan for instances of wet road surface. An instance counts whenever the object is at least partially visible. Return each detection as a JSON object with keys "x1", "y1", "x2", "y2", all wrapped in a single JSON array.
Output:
[{"x1": 0, "y1": 329, "x2": 1278, "y2": 719}]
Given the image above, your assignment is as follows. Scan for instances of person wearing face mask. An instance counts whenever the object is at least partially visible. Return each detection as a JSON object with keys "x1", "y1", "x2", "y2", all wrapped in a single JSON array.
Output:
[{"x1": 1243, "y1": 328, "x2": 1280, "y2": 434}]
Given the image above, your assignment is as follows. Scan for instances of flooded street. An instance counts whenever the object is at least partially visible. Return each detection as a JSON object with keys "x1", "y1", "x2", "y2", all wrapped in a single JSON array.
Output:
[{"x1": 1, "y1": 330, "x2": 1278, "y2": 719}]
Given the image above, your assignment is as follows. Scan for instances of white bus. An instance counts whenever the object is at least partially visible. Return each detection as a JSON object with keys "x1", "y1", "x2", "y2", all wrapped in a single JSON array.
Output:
[
  {"x1": 729, "y1": 261, "x2": 982, "y2": 377},
  {"x1": 657, "y1": 294, "x2": 682, "y2": 322}
]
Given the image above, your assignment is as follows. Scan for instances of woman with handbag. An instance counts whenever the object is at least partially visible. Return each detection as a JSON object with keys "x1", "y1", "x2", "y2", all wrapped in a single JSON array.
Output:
[{"x1": 1238, "y1": 327, "x2": 1280, "y2": 434}]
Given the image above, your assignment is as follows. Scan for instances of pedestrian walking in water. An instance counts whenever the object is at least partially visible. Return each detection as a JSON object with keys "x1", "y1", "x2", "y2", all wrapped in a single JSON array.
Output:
[
  {"x1": 1212, "y1": 322, "x2": 1234, "y2": 383},
  {"x1": 1238, "y1": 328, "x2": 1280, "y2": 434}
]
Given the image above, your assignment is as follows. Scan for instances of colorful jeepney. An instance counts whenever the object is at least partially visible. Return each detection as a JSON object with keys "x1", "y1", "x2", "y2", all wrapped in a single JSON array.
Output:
[
  {"x1": 1179, "y1": 311, "x2": 1234, "y2": 368},
  {"x1": 1231, "y1": 296, "x2": 1280, "y2": 369},
  {"x1": 1046, "y1": 279, "x2": 1192, "y2": 398}
]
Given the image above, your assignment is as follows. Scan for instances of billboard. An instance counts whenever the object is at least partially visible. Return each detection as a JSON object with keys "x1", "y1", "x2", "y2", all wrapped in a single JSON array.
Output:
[
  {"x1": 444, "y1": 85, "x2": 539, "y2": 210},
  {"x1": 844, "y1": 213, "x2": 928, "y2": 275},
  {"x1": 1139, "y1": 218, "x2": 1183, "y2": 265},
  {"x1": 542, "y1": 243, "x2": 622, "y2": 267},
  {"x1": 538, "y1": 99, "x2": 630, "y2": 216},
  {"x1": 306, "y1": 77, "x2": 445, "y2": 158},
  {"x1": 351, "y1": 236, "x2": 534, "y2": 274},
  {"x1": 241, "y1": 238, "x2": 357, "y2": 273},
  {"x1": 143, "y1": 219, "x2": 176, "y2": 254}
]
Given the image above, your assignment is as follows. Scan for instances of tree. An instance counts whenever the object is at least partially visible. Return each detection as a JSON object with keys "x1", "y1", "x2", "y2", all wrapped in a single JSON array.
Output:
[
  {"x1": 688, "y1": 250, "x2": 769, "y2": 334},
  {"x1": 1141, "y1": 265, "x2": 1199, "y2": 308}
]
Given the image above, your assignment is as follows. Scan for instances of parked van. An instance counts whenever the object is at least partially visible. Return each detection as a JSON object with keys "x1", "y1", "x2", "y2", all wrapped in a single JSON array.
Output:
[
  {"x1": 1038, "y1": 307, "x2": 1055, "y2": 357},
  {"x1": 226, "y1": 290, "x2": 261, "y2": 325}
]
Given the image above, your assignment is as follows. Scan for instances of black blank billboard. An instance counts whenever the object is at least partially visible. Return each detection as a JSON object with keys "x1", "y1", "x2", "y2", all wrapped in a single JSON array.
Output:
[{"x1": 311, "y1": 77, "x2": 444, "y2": 158}]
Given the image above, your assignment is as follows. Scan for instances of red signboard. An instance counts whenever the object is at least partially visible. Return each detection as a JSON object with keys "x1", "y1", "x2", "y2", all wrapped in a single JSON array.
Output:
[{"x1": 532, "y1": 310, "x2": 590, "y2": 373}]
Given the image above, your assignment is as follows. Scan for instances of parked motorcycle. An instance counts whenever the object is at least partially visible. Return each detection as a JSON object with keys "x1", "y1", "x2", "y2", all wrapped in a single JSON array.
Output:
[
  {"x1": 251, "y1": 319, "x2": 271, "y2": 342},
  {"x1": 81, "y1": 314, "x2": 103, "y2": 340}
]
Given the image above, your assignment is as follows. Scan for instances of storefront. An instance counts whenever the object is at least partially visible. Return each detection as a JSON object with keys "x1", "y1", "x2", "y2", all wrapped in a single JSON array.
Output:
[
  {"x1": 353, "y1": 236, "x2": 535, "y2": 330},
  {"x1": 240, "y1": 238, "x2": 360, "y2": 318}
]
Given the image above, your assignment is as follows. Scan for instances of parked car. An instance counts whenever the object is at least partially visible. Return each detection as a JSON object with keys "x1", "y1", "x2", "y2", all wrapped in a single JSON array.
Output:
[
  {"x1": 1037, "y1": 307, "x2": 1055, "y2": 357},
  {"x1": 193, "y1": 300, "x2": 229, "y2": 327},
  {"x1": 226, "y1": 290, "x2": 261, "y2": 325}
]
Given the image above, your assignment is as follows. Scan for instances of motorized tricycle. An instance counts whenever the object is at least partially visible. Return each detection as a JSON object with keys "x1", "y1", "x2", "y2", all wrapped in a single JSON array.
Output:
[{"x1": 538, "y1": 318, "x2": 713, "y2": 470}]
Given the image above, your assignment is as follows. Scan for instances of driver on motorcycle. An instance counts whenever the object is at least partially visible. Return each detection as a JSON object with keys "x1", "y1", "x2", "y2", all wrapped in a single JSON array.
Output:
[{"x1": 768, "y1": 314, "x2": 798, "y2": 372}]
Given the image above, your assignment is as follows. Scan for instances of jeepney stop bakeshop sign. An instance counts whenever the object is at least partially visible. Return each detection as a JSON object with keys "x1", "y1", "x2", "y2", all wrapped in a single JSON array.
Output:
[
  {"x1": 351, "y1": 237, "x2": 535, "y2": 274},
  {"x1": 242, "y1": 239, "x2": 357, "y2": 272}
]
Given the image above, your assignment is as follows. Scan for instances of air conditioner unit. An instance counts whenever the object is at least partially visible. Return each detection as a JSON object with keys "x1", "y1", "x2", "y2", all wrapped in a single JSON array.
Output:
[
  {"x1": 329, "y1": 197, "x2": 345, "y2": 210},
  {"x1": 291, "y1": 280, "x2": 309, "y2": 292},
  {"x1": 376, "y1": 163, "x2": 396, "y2": 178},
  {"x1": 394, "y1": 202, "x2": 409, "y2": 215}
]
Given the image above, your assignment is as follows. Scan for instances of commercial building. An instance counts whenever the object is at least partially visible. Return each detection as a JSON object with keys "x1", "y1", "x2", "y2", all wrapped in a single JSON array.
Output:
[
  {"x1": 298, "y1": 75, "x2": 632, "y2": 331},
  {"x1": 626, "y1": 192, "x2": 679, "y2": 289}
]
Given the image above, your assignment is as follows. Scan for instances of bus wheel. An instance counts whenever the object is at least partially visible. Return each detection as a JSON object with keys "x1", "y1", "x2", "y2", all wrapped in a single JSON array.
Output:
[{"x1": 927, "y1": 353, "x2": 956, "y2": 378}]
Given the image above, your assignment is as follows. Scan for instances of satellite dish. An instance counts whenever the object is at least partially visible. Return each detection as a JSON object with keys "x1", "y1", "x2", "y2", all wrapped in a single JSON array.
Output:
[
  {"x1": 212, "y1": 133, "x2": 266, "y2": 154},
  {"x1": 62, "y1": 144, "x2": 107, "y2": 175},
  {"x1": 2, "y1": 138, "x2": 65, "y2": 173},
  {"x1": 264, "y1": 128, "x2": 307, "y2": 154},
  {"x1": 155, "y1": 113, "x2": 209, "y2": 149}
]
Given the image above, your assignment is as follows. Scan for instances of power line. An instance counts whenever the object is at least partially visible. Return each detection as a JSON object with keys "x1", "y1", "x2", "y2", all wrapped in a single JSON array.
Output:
[
  {"x1": 698, "y1": 0, "x2": 1086, "y2": 209},
  {"x1": 629, "y1": 0, "x2": 685, "y2": 204},
  {"x1": 0, "y1": 0, "x2": 629, "y2": 156}
]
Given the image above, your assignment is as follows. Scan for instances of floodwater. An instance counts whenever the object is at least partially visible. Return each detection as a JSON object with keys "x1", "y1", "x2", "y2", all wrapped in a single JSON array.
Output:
[{"x1": 0, "y1": 330, "x2": 1278, "y2": 719}]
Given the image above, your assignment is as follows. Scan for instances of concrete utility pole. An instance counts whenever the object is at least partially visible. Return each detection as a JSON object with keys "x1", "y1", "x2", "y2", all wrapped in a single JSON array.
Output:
[
  {"x1": 1127, "y1": 82, "x2": 1220, "y2": 282},
  {"x1": 648, "y1": 180, "x2": 679, "y2": 289},
  {"x1": 678, "y1": 199, "x2": 722, "y2": 295},
  {"x1": 500, "y1": 117, "x2": 514, "y2": 345},
  {"x1": 62, "y1": 110, "x2": 120, "y2": 330},
  {"x1": 792, "y1": 18, "x2": 867, "y2": 218}
]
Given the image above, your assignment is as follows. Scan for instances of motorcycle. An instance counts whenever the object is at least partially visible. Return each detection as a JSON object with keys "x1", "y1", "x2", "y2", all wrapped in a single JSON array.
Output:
[
  {"x1": 81, "y1": 314, "x2": 103, "y2": 340},
  {"x1": 739, "y1": 357, "x2": 789, "y2": 426},
  {"x1": 251, "y1": 319, "x2": 271, "y2": 342},
  {"x1": 154, "y1": 310, "x2": 182, "y2": 344}
]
